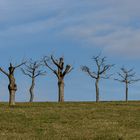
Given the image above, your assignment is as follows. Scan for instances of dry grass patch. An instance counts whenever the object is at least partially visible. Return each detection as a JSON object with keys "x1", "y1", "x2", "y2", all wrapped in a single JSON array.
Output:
[{"x1": 0, "y1": 102, "x2": 139, "y2": 140}]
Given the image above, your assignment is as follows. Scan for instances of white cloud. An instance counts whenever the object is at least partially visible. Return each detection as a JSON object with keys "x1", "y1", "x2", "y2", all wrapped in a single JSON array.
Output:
[
  {"x1": 58, "y1": 0, "x2": 140, "y2": 57},
  {"x1": 0, "y1": 0, "x2": 140, "y2": 57}
]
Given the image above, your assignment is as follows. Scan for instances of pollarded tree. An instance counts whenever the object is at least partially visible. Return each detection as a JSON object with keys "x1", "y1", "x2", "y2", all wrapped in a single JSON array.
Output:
[
  {"x1": 81, "y1": 55, "x2": 114, "y2": 102},
  {"x1": 21, "y1": 59, "x2": 46, "y2": 102},
  {"x1": 0, "y1": 62, "x2": 26, "y2": 106},
  {"x1": 44, "y1": 55, "x2": 73, "y2": 102},
  {"x1": 114, "y1": 67, "x2": 140, "y2": 102}
]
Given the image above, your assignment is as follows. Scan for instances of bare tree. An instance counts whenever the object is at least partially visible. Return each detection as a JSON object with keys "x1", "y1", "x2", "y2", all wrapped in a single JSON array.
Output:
[
  {"x1": 21, "y1": 59, "x2": 46, "y2": 102},
  {"x1": 114, "y1": 67, "x2": 140, "y2": 102},
  {"x1": 44, "y1": 55, "x2": 73, "y2": 102},
  {"x1": 0, "y1": 62, "x2": 26, "y2": 106},
  {"x1": 81, "y1": 55, "x2": 114, "y2": 102}
]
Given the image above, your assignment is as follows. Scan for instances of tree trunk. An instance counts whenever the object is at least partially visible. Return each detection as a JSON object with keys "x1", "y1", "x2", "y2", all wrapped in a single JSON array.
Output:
[
  {"x1": 8, "y1": 82, "x2": 17, "y2": 106},
  {"x1": 9, "y1": 89, "x2": 16, "y2": 106},
  {"x1": 29, "y1": 78, "x2": 35, "y2": 102},
  {"x1": 95, "y1": 79, "x2": 99, "y2": 102},
  {"x1": 58, "y1": 80, "x2": 64, "y2": 102},
  {"x1": 125, "y1": 83, "x2": 128, "y2": 102}
]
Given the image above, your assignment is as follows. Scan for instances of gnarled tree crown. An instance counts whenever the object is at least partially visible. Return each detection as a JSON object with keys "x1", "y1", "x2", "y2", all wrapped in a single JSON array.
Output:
[
  {"x1": 44, "y1": 55, "x2": 73, "y2": 79},
  {"x1": 81, "y1": 55, "x2": 114, "y2": 80},
  {"x1": 114, "y1": 67, "x2": 140, "y2": 84},
  {"x1": 0, "y1": 61, "x2": 26, "y2": 77},
  {"x1": 21, "y1": 59, "x2": 46, "y2": 78}
]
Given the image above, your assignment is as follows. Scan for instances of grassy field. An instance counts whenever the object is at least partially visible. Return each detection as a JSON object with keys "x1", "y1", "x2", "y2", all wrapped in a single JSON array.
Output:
[{"x1": 0, "y1": 102, "x2": 140, "y2": 140}]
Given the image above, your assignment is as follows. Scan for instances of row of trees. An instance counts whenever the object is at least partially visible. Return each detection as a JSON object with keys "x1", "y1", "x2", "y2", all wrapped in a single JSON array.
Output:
[
  {"x1": 81, "y1": 55, "x2": 140, "y2": 102},
  {"x1": 0, "y1": 55, "x2": 73, "y2": 106},
  {"x1": 0, "y1": 54, "x2": 139, "y2": 106}
]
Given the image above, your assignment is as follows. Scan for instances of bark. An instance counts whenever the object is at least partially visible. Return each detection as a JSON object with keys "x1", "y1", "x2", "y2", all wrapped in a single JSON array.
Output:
[
  {"x1": 58, "y1": 80, "x2": 64, "y2": 102},
  {"x1": 8, "y1": 76, "x2": 17, "y2": 106},
  {"x1": 9, "y1": 90, "x2": 16, "y2": 106},
  {"x1": 29, "y1": 78, "x2": 35, "y2": 102},
  {"x1": 95, "y1": 79, "x2": 99, "y2": 102},
  {"x1": 126, "y1": 83, "x2": 128, "y2": 102}
]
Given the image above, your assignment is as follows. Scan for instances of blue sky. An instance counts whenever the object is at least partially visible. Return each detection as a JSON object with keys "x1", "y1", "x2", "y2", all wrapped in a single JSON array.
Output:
[{"x1": 0, "y1": 0, "x2": 140, "y2": 102}]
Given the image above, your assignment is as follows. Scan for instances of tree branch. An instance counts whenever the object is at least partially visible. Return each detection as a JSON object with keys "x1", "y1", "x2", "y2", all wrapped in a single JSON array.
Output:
[
  {"x1": 21, "y1": 68, "x2": 32, "y2": 78},
  {"x1": 51, "y1": 55, "x2": 62, "y2": 69},
  {"x1": 34, "y1": 71, "x2": 46, "y2": 78},
  {"x1": 44, "y1": 60, "x2": 58, "y2": 77},
  {"x1": 114, "y1": 78, "x2": 125, "y2": 83},
  {"x1": 81, "y1": 66, "x2": 97, "y2": 79},
  {"x1": 0, "y1": 67, "x2": 8, "y2": 76},
  {"x1": 63, "y1": 65, "x2": 73, "y2": 76},
  {"x1": 14, "y1": 61, "x2": 26, "y2": 69}
]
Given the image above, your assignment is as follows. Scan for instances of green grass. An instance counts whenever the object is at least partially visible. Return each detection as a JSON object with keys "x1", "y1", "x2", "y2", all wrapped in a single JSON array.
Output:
[{"x1": 0, "y1": 102, "x2": 140, "y2": 140}]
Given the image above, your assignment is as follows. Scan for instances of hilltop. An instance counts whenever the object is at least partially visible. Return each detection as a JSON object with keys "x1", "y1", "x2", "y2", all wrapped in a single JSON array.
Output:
[{"x1": 0, "y1": 102, "x2": 140, "y2": 140}]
